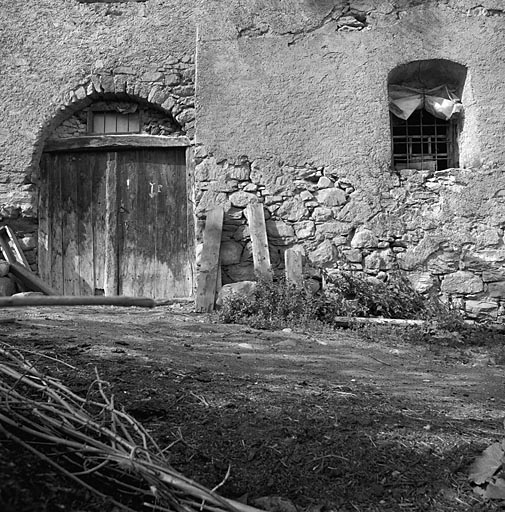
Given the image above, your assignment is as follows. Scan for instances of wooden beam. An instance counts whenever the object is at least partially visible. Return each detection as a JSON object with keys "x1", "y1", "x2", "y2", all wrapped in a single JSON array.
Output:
[
  {"x1": 0, "y1": 226, "x2": 30, "y2": 267},
  {"x1": 44, "y1": 135, "x2": 191, "y2": 152},
  {"x1": 195, "y1": 207, "x2": 224, "y2": 313},
  {"x1": 0, "y1": 296, "x2": 155, "y2": 308},
  {"x1": 246, "y1": 203, "x2": 272, "y2": 281},
  {"x1": 9, "y1": 263, "x2": 58, "y2": 296}
]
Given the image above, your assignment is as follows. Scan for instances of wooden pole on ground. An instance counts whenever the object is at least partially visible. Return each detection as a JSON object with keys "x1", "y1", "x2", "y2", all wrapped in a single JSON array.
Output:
[{"x1": 0, "y1": 296, "x2": 155, "y2": 308}]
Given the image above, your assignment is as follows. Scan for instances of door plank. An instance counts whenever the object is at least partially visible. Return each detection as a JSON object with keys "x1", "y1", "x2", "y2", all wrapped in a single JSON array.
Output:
[
  {"x1": 38, "y1": 155, "x2": 51, "y2": 284},
  {"x1": 76, "y1": 153, "x2": 95, "y2": 295},
  {"x1": 92, "y1": 153, "x2": 108, "y2": 294},
  {"x1": 117, "y1": 150, "x2": 140, "y2": 296},
  {"x1": 48, "y1": 154, "x2": 64, "y2": 293},
  {"x1": 195, "y1": 206, "x2": 224, "y2": 312},
  {"x1": 61, "y1": 154, "x2": 80, "y2": 295},
  {"x1": 247, "y1": 203, "x2": 272, "y2": 280},
  {"x1": 155, "y1": 148, "x2": 189, "y2": 297},
  {"x1": 104, "y1": 153, "x2": 119, "y2": 296}
]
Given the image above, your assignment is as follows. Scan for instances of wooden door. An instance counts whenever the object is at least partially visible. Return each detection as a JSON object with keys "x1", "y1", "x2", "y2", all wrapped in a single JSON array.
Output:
[{"x1": 39, "y1": 148, "x2": 193, "y2": 298}]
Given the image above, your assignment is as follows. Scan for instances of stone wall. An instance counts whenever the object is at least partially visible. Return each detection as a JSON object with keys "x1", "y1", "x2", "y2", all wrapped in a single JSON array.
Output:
[
  {"x1": 1, "y1": 0, "x2": 505, "y2": 317},
  {"x1": 194, "y1": 0, "x2": 505, "y2": 319}
]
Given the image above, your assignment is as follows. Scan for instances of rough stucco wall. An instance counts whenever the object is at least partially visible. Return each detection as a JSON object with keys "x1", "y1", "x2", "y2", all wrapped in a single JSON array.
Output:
[
  {"x1": 197, "y1": 0, "x2": 505, "y2": 168},
  {"x1": 0, "y1": 0, "x2": 197, "y2": 213},
  {"x1": 194, "y1": 0, "x2": 505, "y2": 318}
]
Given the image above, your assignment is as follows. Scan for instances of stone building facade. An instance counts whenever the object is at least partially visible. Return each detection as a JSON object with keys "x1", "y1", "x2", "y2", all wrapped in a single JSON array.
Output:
[{"x1": 1, "y1": 0, "x2": 505, "y2": 318}]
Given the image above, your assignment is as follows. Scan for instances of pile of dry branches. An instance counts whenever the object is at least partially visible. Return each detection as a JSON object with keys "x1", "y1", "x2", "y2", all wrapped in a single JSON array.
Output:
[{"x1": 0, "y1": 343, "x2": 261, "y2": 512}]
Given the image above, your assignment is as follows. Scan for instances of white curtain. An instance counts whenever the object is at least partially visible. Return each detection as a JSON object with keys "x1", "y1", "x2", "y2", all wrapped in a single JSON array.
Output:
[{"x1": 389, "y1": 84, "x2": 462, "y2": 121}]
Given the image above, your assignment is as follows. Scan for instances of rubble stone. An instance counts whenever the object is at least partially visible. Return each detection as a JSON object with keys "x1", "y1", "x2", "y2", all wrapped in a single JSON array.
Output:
[{"x1": 441, "y1": 271, "x2": 484, "y2": 294}]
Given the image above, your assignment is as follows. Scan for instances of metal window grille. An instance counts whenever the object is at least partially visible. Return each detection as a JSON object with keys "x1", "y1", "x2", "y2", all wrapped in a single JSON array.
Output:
[
  {"x1": 391, "y1": 110, "x2": 456, "y2": 172},
  {"x1": 90, "y1": 111, "x2": 140, "y2": 134}
]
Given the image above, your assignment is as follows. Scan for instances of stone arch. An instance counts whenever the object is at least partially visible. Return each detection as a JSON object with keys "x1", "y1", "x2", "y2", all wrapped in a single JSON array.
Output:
[
  {"x1": 388, "y1": 59, "x2": 467, "y2": 96},
  {"x1": 30, "y1": 65, "x2": 195, "y2": 170},
  {"x1": 387, "y1": 59, "x2": 471, "y2": 170}
]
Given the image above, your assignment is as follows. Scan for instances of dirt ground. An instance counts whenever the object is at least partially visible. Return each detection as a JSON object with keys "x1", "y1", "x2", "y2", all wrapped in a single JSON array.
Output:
[{"x1": 1, "y1": 304, "x2": 505, "y2": 511}]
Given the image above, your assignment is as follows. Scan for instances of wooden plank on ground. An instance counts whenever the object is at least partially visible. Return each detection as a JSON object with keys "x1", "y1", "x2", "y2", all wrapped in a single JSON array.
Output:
[
  {"x1": 285, "y1": 247, "x2": 303, "y2": 286},
  {"x1": 195, "y1": 207, "x2": 224, "y2": 312},
  {"x1": 246, "y1": 203, "x2": 272, "y2": 280}
]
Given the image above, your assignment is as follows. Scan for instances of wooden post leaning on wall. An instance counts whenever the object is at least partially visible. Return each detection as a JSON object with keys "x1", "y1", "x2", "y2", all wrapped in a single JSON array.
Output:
[
  {"x1": 247, "y1": 203, "x2": 272, "y2": 281},
  {"x1": 195, "y1": 207, "x2": 224, "y2": 313},
  {"x1": 284, "y1": 247, "x2": 303, "y2": 287}
]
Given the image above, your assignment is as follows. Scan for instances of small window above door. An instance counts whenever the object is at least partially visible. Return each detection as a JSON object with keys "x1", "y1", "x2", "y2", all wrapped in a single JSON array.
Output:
[{"x1": 90, "y1": 111, "x2": 141, "y2": 134}]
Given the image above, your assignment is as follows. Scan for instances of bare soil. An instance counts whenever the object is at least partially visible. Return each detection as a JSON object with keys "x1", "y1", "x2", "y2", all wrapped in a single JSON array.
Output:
[{"x1": 1, "y1": 304, "x2": 505, "y2": 511}]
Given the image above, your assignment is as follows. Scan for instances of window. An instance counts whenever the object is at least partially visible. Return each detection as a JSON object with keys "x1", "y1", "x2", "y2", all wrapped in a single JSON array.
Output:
[
  {"x1": 388, "y1": 60, "x2": 467, "y2": 172},
  {"x1": 89, "y1": 110, "x2": 140, "y2": 134},
  {"x1": 391, "y1": 109, "x2": 457, "y2": 171}
]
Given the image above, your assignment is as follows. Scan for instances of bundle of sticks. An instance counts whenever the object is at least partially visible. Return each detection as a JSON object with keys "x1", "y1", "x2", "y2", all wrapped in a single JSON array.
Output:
[{"x1": 0, "y1": 344, "x2": 261, "y2": 512}]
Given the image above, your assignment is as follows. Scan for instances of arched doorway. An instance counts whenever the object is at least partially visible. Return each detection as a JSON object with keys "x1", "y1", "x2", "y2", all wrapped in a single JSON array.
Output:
[{"x1": 38, "y1": 98, "x2": 194, "y2": 299}]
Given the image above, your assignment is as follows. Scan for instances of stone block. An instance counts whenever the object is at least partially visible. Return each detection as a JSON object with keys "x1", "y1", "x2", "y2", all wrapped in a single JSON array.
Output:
[
  {"x1": 266, "y1": 220, "x2": 294, "y2": 239},
  {"x1": 407, "y1": 271, "x2": 435, "y2": 293},
  {"x1": 312, "y1": 207, "x2": 333, "y2": 222},
  {"x1": 230, "y1": 191, "x2": 258, "y2": 208},
  {"x1": 216, "y1": 281, "x2": 256, "y2": 307},
  {"x1": 317, "y1": 176, "x2": 333, "y2": 188},
  {"x1": 308, "y1": 240, "x2": 336, "y2": 267},
  {"x1": 482, "y1": 270, "x2": 505, "y2": 282},
  {"x1": 315, "y1": 188, "x2": 347, "y2": 207},
  {"x1": 364, "y1": 249, "x2": 395, "y2": 272},
  {"x1": 294, "y1": 221, "x2": 315, "y2": 239},
  {"x1": 465, "y1": 300, "x2": 498, "y2": 319},
  {"x1": 275, "y1": 198, "x2": 308, "y2": 222},
  {"x1": 142, "y1": 71, "x2": 164, "y2": 82},
  {"x1": 0, "y1": 261, "x2": 9, "y2": 277},
  {"x1": 441, "y1": 271, "x2": 484, "y2": 295},
  {"x1": 343, "y1": 248, "x2": 362, "y2": 263},
  {"x1": 316, "y1": 221, "x2": 351, "y2": 238},
  {"x1": 351, "y1": 228, "x2": 378, "y2": 249},
  {"x1": 220, "y1": 240, "x2": 243, "y2": 265},
  {"x1": 0, "y1": 276, "x2": 15, "y2": 296},
  {"x1": 488, "y1": 281, "x2": 505, "y2": 298}
]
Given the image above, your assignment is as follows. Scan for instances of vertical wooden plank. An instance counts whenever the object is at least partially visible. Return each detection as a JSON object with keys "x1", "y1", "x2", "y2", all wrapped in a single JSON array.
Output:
[
  {"x1": 185, "y1": 147, "x2": 196, "y2": 295},
  {"x1": 117, "y1": 150, "x2": 141, "y2": 296},
  {"x1": 76, "y1": 153, "x2": 95, "y2": 295},
  {"x1": 49, "y1": 154, "x2": 64, "y2": 294},
  {"x1": 38, "y1": 155, "x2": 50, "y2": 283},
  {"x1": 104, "y1": 153, "x2": 119, "y2": 296},
  {"x1": 155, "y1": 147, "x2": 189, "y2": 298},
  {"x1": 246, "y1": 203, "x2": 272, "y2": 280},
  {"x1": 61, "y1": 154, "x2": 80, "y2": 295},
  {"x1": 285, "y1": 247, "x2": 303, "y2": 287},
  {"x1": 195, "y1": 207, "x2": 224, "y2": 312},
  {"x1": 92, "y1": 153, "x2": 107, "y2": 295}
]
